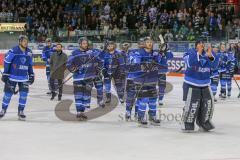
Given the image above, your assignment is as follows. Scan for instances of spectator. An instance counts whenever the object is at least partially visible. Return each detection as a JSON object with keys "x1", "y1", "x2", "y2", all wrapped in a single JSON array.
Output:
[
  {"x1": 104, "y1": 3, "x2": 110, "y2": 15},
  {"x1": 49, "y1": 43, "x2": 67, "y2": 101},
  {"x1": 158, "y1": 9, "x2": 169, "y2": 28},
  {"x1": 0, "y1": 0, "x2": 238, "y2": 42},
  {"x1": 225, "y1": 21, "x2": 233, "y2": 38},
  {"x1": 164, "y1": 29, "x2": 174, "y2": 42},
  {"x1": 187, "y1": 28, "x2": 196, "y2": 41}
]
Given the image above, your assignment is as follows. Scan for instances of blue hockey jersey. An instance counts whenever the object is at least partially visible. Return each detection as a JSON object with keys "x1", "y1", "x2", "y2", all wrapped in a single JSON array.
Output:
[
  {"x1": 210, "y1": 52, "x2": 221, "y2": 78},
  {"x1": 158, "y1": 50, "x2": 174, "y2": 74},
  {"x1": 218, "y1": 51, "x2": 228, "y2": 73},
  {"x1": 100, "y1": 50, "x2": 125, "y2": 75},
  {"x1": 127, "y1": 48, "x2": 162, "y2": 84},
  {"x1": 183, "y1": 48, "x2": 218, "y2": 87},
  {"x1": 218, "y1": 51, "x2": 236, "y2": 74},
  {"x1": 4, "y1": 46, "x2": 34, "y2": 82},
  {"x1": 41, "y1": 46, "x2": 54, "y2": 67},
  {"x1": 66, "y1": 49, "x2": 103, "y2": 81}
]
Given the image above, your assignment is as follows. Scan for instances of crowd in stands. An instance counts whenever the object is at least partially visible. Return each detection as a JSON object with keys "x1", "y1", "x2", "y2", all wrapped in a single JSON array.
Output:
[{"x1": 0, "y1": 0, "x2": 239, "y2": 42}]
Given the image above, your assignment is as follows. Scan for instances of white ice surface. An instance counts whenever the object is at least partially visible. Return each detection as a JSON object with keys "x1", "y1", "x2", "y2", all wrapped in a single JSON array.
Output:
[{"x1": 0, "y1": 69, "x2": 240, "y2": 160}]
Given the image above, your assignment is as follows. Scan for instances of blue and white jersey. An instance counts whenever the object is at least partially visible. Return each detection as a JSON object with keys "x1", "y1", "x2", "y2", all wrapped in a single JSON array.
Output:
[
  {"x1": 218, "y1": 50, "x2": 236, "y2": 74},
  {"x1": 41, "y1": 46, "x2": 55, "y2": 67},
  {"x1": 4, "y1": 46, "x2": 34, "y2": 82},
  {"x1": 225, "y1": 51, "x2": 236, "y2": 74},
  {"x1": 66, "y1": 49, "x2": 103, "y2": 81},
  {"x1": 210, "y1": 52, "x2": 221, "y2": 78},
  {"x1": 127, "y1": 48, "x2": 162, "y2": 84},
  {"x1": 100, "y1": 50, "x2": 125, "y2": 75},
  {"x1": 218, "y1": 51, "x2": 228, "y2": 73},
  {"x1": 158, "y1": 50, "x2": 174, "y2": 74},
  {"x1": 183, "y1": 48, "x2": 218, "y2": 87}
]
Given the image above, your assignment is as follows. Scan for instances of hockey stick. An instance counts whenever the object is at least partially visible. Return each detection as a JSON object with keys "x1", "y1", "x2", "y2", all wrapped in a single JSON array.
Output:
[
  {"x1": 0, "y1": 70, "x2": 19, "y2": 94},
  {"x1": 52, "y1": 51, "x2": 104, "y2": 93}
]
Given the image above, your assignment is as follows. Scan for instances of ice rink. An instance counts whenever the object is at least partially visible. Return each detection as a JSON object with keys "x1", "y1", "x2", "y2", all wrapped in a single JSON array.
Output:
[{"x1": 0, "y1": 69, "x2": 240, "y2": 160}]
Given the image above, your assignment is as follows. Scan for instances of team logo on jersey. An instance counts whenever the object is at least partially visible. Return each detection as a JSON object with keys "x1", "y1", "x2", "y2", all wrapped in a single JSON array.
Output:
[
  {"x1": 199, "y1": 59, "x2": 207, "y2": 67},
  {"x1": 20, "y1": 57, "x2": 26, "y2": 64}
]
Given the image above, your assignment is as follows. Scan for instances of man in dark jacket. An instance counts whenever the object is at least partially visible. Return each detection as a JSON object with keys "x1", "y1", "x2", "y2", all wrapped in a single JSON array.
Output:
[{"x1": 49, "y1": 43, "x2": 68, "y2": 101}]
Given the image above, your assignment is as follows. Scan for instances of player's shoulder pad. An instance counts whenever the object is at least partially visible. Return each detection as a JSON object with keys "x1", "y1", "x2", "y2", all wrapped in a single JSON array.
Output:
[
  {"x1": 42, "y1": 46, "x2": 48, "y2": 51},
  {"x1": 185, "y1": 48, "x2": 196, "y2": 55},
  {"x1": 11, "y1": 46, "x2": 19, "y2": 53},
  {"x1": 115, "y1": 50, "x2": 122, "y2": 55},
  {"x1": 71, "y1": 49, "x2": 80, "y2": 56},
  {"x1": 152, "y1": 50, "x2": 159, "y2": 56},
  {"x1": 129, "y1": 49, "x2": 140, "y2": 57},
  {"x1": 26, "y1": 47, "x2": 33, "y2": 57},
  {"x1": 92, "y1": 48, "x2": 101, "y2": 53}
]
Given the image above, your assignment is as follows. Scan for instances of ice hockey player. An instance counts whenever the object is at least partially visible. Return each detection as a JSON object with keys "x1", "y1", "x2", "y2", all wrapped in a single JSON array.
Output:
[
  {"x1": 219, "y1": 43, "x2": 236, "y2": 98},
  {"x1": 127, "y1": 37, "x2": 161, "y2": 126},
  {"x1": 41, "y1": 38, "x2": 54, "y2": 94},
  {"x1": 66, "y1": 37, "x2": 104, "y2": 120},
  {"x1": 157, "y1": 43, "x2": 173, "y2": 105},
  {"x1": 182, "y1": 40, "x2": 218, "y2": 132},
  {"x1": 100, "y1": 41, "x2": 126, "y2": 104},
  {"x1": 125, "y1": 38, "x2": 144, "y2": 121},
  {"x1": 0, "y1": 35, "x2": 35, "y2": 120},
  {"x1": 210, "y1": 43, "x2": 220, "y2": 102},
  {"x1": 88, "y1": 40, "x2": 105, "y2": 108}
]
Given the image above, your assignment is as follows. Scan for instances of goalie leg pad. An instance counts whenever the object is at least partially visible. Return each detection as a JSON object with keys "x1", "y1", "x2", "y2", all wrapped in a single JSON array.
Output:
[
  {"x1": 196, "y1": 87, "x2": 215, "y2": 131},
  {"x1": 182, "y1": 84, "x2": 201, "y2": 130}
]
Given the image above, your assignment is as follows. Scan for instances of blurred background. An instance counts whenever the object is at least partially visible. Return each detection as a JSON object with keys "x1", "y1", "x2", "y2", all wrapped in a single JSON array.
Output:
[{"x1": 0, "y1": 0, "x2": 239, "y2": 72}]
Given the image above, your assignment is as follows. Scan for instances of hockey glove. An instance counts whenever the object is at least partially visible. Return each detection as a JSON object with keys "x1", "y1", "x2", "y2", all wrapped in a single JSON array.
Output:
[
  {"x1": 68, "y1": 65, "x2": 79, "y2": 73},
  {"x1": 28, "y1": 74, "x2": 35, "y2": 85},
  {"x1": 1, "y1": 73, "x2": 9, "y2": 83}
]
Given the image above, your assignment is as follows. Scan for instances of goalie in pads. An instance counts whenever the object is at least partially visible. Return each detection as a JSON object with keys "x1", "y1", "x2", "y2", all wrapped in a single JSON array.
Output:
[{"x1": 182, "y1": 40, "x2": 218, "y2": 132}]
